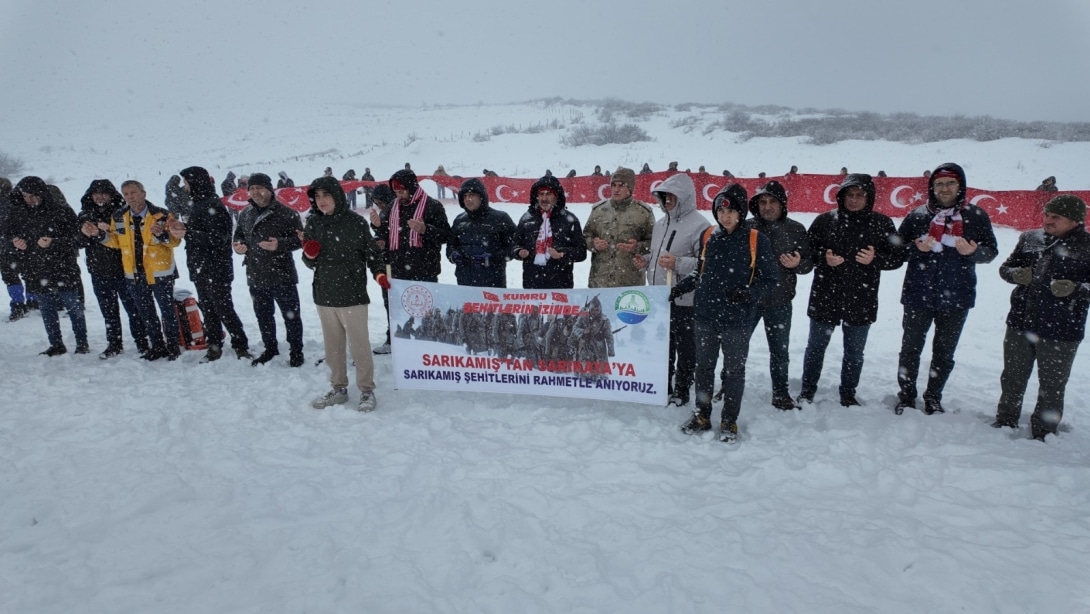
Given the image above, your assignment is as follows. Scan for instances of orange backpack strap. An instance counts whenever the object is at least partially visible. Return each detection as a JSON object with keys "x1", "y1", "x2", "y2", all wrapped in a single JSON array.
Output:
[
  {"x1": 748, "y1": 228, "x2": 758, "y2": 285},
  {"x1": 698, "y1": 226, "x2": 715, "y2": 276}
]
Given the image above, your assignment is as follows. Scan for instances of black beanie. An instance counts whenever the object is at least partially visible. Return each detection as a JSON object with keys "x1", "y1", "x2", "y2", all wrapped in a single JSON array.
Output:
[
  {"x1": 1044, "y1": 194, "x2": 1087, "y2": 223},
  {"x1": 713, "y1": 184, "x2": 748, "y2": 219},
  {"x1": 248, "y1": 173, "x2": 274, "y2": 192}
]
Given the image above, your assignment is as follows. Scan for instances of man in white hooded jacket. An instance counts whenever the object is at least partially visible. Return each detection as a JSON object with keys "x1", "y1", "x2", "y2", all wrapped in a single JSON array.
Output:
[{"x1": 635, "y1": 173, "x2": 712, "y2": 406}]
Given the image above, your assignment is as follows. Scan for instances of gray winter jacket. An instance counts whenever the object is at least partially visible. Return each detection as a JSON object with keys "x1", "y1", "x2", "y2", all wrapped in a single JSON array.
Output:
[{"x1": 646, "y1": 173, "x2": 712, "y2": 307}]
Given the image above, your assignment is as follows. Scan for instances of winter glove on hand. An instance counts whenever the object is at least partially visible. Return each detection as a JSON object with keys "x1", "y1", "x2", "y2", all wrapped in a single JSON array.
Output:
[
  {"x1": 1050, "y1": 279, "x2": 1077, "y2": 298},
  {"x1": 302, "y1": 240, "x2": 321, "y2": 259},
  {"x1": 725, "y1": 288, "x2": 752, "y2": 304},
  {"x1": 1011, "y1": 267, "x2": 1033, "y2": 285},
  {"x1": 667, "y1": 286, "x2": 683, "y2": 302},
  {"x1": 375, "y1": 273, "x2": 391, "y2": 291},
  {"x1": 449, "y1": 251, "x2": 463, "y2": 265}
]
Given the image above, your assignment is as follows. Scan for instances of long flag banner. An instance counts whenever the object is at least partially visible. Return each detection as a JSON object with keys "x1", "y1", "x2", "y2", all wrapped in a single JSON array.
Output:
[
  {"x1": 387, "y1": 280, "x2": 669, "y2": 406},
  {"x1": 223, "y1": 173, "x2": 1090, "y2": 232}
]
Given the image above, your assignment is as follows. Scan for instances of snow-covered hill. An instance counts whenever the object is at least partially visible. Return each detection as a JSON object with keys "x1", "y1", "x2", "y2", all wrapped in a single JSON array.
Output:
[{"x1": 3, "y1": 102, "x2": 1089, "y2": 613}]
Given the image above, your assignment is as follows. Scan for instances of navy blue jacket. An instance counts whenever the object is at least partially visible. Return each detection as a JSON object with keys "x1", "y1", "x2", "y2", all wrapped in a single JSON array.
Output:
[
  {"x1": 673, "y1": 226, "x2": 779, "y2": 328},
  {"x1": 447, "y1": 178, "x2": 516, "y2": 288},
  {"x1": 897, "y1": 162, "x2": 998, "y2": 311}
]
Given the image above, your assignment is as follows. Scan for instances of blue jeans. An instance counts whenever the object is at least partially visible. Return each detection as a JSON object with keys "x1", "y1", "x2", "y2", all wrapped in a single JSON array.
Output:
[
  {"x1": 801, "y1": 319, "x2": 871, "y2": 397},
  {"x1": 38, "y1": 289, "x2": 88, "y2": 348},
  {"x1": 694, "y1": 318, "x2": 754, "y2": 425},
  {"x1": 753, "y1": 302, "x2": 793, "y2": 397},
  {"x1": 127, "y1": 277, "x2": 179, "y2": 350},
  {"x1": 91, "y1": 274, "x2": 147, "y2": 349},
  {"x1": 897, "y1": 306, "x2": 968, "y2": 403},
  {"x1": 250, "y1": 284, "x2": 303, "y2": 353}
]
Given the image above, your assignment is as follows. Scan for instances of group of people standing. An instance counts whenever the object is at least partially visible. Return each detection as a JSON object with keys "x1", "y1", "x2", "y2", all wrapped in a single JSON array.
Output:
[{"x1": 2, "y1": 163, "x2": 1088, "y2": 442}]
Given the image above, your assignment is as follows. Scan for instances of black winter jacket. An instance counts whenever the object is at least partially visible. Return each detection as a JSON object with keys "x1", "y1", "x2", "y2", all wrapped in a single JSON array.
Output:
[
  {"x1": 512, "y1": 176, "x2": 588, "y2": 289},
  {"x1": 447, "y1": 178, "x2": 516, "y2": 288},
  {"x1": 77, "y1": 180, "x2": 127, "y2": 279},
  {"x1": 180, "y1": 166, "x2": 236, "y2": 283},
  {"x1": 746, "y1": 181, "x2": 814, "y2": 307},
  {"x1": 382, "y1": 169, "x2": 451, "y2": 281},
  {"x1": 233, "y1": 198, "x2": 303, "y2": 288},
  {"x1": 302, "y1": 177, "x2": 384, "y2": 307},
  {"x1": 806, "y1": 174, "x2": 904, "y2": 325},
  {"x1": 1000, "y1": 226, "x2": 1090, "y2": 342},
  {"x1": 7, "y1": 177, "x2": 82, "y2": 291}
]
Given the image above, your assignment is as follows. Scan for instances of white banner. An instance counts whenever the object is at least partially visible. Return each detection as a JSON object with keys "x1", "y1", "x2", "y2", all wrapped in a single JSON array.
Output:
[{"x1": 389, "y1": 280, "x2": 669, "y2": 405}]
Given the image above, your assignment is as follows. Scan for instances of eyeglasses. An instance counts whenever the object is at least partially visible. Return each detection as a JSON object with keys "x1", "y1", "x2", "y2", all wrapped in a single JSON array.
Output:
[{"x1": 933, "y1": 181, "x2": 959, "y2": 190}]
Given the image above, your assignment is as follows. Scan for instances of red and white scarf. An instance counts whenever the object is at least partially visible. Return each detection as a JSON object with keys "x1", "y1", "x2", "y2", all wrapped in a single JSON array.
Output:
[
  {"x1": 927, "y1": 207, "x2": 963, "y2": 252},
  {"x1": 533, "y1": 212, "x2": 553, "y2": 266},
  {"x1": 388, "y1": 187, "x2": 429, "y2": 250}
]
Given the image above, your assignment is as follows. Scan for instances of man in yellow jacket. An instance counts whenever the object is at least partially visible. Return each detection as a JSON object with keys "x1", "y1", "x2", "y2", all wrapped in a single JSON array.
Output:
[{"x1": 82, "y1": 180, "x2": 183, "y2": 361}]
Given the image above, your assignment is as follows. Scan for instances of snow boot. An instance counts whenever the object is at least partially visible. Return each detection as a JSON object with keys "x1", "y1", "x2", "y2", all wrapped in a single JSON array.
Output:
[
  {"x1": 894, "y1": 395, "x2": 915, "y2": 415},
  {"x1": 772, "y1": 394, "x2": 798, "y2": 410},
  {"x1": 923, "y1": 398, "x2": 945, "y2": 415},
  {"x1": 201, "y1": 344, "x2": 223, "y2": 363},
  {"x1": 99, "y1": 344, "x2": 124, "y2": 360},
  {"x1": 680, "y1": 412, "x2": 712, "y2": 435},
  {"x1": 840, "y1": 393, "x2": 860, "y2": 407},
  {"x1": 40, "y1": 344, "x2": 67, "y2": 357},
  {"x1": 718, "y1": 420, "x2": 739, "y2": 444},
  {"x1": 289, "y1": 349, "x2": 304, "y2": 368},
  {"x1": 251, "y1": 348, "x2": 279, "y2": 366}
]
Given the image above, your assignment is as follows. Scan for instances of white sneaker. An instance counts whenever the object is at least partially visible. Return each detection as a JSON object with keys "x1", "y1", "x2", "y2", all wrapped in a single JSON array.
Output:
[
  {"x1": 357, "y1": 391, "x2": 378, "y2": 412},
  {"x1": 372, "y1": 342, "x2": 391, "y2": 355},
  {"x1": 312, "y1": 388, "x2": 348, "y2": 409}
]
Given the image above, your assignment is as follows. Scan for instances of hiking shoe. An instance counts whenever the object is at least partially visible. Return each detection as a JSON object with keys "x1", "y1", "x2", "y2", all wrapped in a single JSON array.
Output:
[
  {"x1": 840, "y1": 393, "x2": 860, "y2": 407},
  {"x1": 772, "y1": 395, "x2": 798, "y2": 410},
  {"x1": 288, "y1": 349, "x2": 304, "y2": 368},
  {"x1": 372, "y1": 341, "x2": 391, "y2": 355},
  {"x1": 894, "y1": 396, "x2": 915, "y2": 415},
  {"x1": 8, "y1": 303, "x2": 28, "y2": 322},
  {"x1": 251, "y1": 349, "x2": 279, "y2": 366},
  {"x1": 75, "y1": 344, "x2": 91, "y2": 355},
  {"x1": 234, "y1": 347, "x2": 253, "y2": 360},
  {"x1": 312, "y1": 388, "x2": 348, "y2": 409},
  {"x1": 201, "y1": 344, "x2": 223, "y2": 363},
  {"x1": 357, "y1": 391, "x2": 378, "y2": 413},
  {"x1": 718, "y1": 420, "x2": 739, "y2": 443},
  {"x1": 680, "y1": 413, "x2": 712, "y2": 434},
  {"x1": 142, "y1": 346, "x2": 169, "y2": 361},
  {"x1": 923, "y1": 399, "x2": 945, "y2": 415},
  {"x1": 667, "y1": 394, "x2": 690, "y2": 407},
  {"x1": 796, "y1": 389, "x2": 815, "y2": 405},
  {"x1": 40, "y1": 344, "x2": 67, "y2": 357},
  {"x1": 99, "y1": 344, "x2": 124, "y2": 360}
]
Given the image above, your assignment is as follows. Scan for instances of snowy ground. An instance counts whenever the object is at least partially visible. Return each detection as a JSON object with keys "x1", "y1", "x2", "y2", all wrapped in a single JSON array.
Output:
[{"x1": 3, "y1": 102, "x2": 1090, "y2": 613}]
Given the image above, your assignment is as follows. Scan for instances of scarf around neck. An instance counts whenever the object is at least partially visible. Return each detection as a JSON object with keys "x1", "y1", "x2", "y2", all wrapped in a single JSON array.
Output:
[
  {"x1": 534, "y1": 211, "x2": 553, "y2": 266},
  {"x1": 388, "y1": 187, "x2": 429, "y2": 250},
  {"x1": 926, "y1": 206, "x2": 963, "y2": 252}
]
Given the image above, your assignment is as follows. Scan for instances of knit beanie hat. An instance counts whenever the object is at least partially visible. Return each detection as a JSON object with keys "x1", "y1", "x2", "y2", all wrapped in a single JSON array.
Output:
[
  {"x1": 612, "y1": 167, "x2": 636, "y2": 191},
  {"x1": 248, "y1": 173, "x2": 275, "y2": 192},
  {"x1": 713, "y1": 184, "x2": 748, "y2": 219},
  {"x1": 1044, "y1": 194, "x2": 1087, "y2": 223}
]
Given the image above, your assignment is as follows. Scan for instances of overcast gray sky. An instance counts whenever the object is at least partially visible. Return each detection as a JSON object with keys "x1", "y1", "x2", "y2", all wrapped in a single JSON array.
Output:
[{"x1": 2, "y1": 0, "x2": 1089, "y2": 124}]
